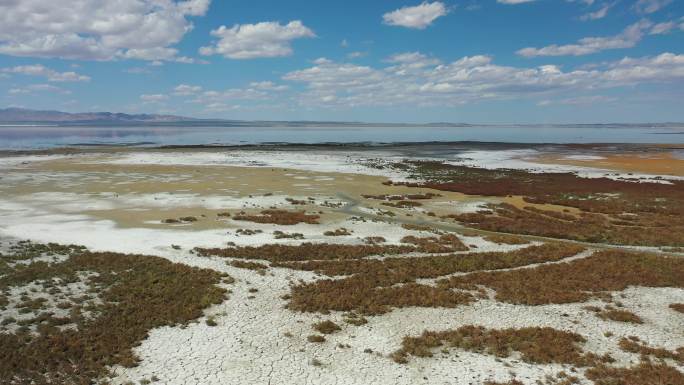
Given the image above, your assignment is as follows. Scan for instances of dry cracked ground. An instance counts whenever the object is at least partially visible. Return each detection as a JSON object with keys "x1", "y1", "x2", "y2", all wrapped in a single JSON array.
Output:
[{"x1": 0, "y1": 145, "x2": 682, "y2": 385}]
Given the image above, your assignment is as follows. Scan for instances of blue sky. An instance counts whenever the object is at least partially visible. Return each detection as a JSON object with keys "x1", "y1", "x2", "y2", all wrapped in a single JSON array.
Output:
[{"x1": 0, "y1": 0, "x2": 682, "y2": 123}]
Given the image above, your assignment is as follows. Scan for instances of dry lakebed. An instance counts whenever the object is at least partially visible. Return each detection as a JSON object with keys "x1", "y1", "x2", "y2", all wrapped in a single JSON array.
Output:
[{"x1": 0, "y1": 143, "x2": 682, "y2": 385}]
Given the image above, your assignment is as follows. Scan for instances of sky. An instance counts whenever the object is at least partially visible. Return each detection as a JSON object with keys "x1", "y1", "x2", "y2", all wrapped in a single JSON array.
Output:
[{"x1": 0, "y1": 0, "x2": 682, "y2": 124}]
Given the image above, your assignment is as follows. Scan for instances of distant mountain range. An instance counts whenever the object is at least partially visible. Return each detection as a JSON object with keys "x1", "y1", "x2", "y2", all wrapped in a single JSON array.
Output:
[
  {"x1": 0, "y1": 108, "x2": 194, "y2": 124},
  {"x1": 0, "y1": 107, "x2": 681, "y2": 128}
]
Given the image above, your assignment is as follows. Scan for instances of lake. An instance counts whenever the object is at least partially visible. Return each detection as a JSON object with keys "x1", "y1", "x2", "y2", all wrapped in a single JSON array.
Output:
[{"x1": 0, "y1": 124, "x2": 683, "y2": 149}]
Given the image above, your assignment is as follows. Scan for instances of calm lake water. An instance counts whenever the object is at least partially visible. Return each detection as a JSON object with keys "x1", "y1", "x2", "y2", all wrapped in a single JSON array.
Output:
[{"x1": 0, "y1": 125, "x2": 683, "y2": 150}]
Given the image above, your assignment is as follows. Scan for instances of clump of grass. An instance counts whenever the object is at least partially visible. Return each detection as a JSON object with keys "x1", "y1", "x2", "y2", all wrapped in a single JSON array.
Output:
[
  {"x1": 273, "y1": 231, "x2": 304, "y2": 240},
  {"x1": 206, "y1": 317, "x2": 217, "y2": 326},
  {"x1": 484, "y1": 381, "x2": 523, "y2": 385},
  {"x1": 310, "y1": 358, "x2": 323, "y2": 366},
  {"x1": 217, "y1": 212, "x2": 231, "y2": 218},
  {"x1": 228, "y1": 260, "x2": 268, "y2": 271},
  {"x1": 391, "y1": 325, "x2": 608, "y2": 366},
  {"x1": 600, "y1": 308, "x2": 643, "y2": 324},
  {"x1": 313, "y1": 320, "x2": 341, "y2": 334},
  {"x1": 363, "y1": 236, "x2": 386, "y2": 244},
  {"x1": 343, "y1": 312, "x2": 368, "y2": 326},
  {"x1": 233, "y1": 209, "x2": 320, "y2": 225},
  {"x1": 235, "y1": 229, "x2": 263, "y2": 236},
  {"x1": 669, "y1": 303, "x2": 684, "y2": 314},
  {"x1": 585, "y1": 305, "x2": 643, "y2": 324},
  {"x1": 324, "y1": 228, "x2": 352, "y2": 236},
  {"x1": 285, "y1": 198, "x2": 307, "y2": 205},
  {"x1": 307, "y1": 335, "x2": 326, "y2": 343}
]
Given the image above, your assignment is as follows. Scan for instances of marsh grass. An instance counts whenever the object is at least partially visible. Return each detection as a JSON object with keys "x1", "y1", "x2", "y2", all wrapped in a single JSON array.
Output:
[
  {"x1": 390, "y1": 161, "x2": 684, "y2": 247},
  {"x1": 440, "y1": 250, "x2": 684, "y2": 305},
  {"x1": 283, "y1": 244, "x2": 584, "y2": 314}
]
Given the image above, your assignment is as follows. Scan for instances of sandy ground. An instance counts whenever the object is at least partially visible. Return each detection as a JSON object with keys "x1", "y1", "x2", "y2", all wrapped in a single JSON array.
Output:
[
  {"x1": 1, "y1": 147, "x2": 682, "y2": 385},
  {"x1": 532, "y1": 152, "x2": 684, "y2": 177}
]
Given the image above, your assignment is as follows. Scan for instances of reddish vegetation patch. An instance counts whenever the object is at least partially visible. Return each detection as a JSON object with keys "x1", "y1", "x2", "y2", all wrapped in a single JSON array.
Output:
[
  {"x1": 195, "y1": 243, "x2": 415, "y2": 262},
  {"x1": 669, "y1": 303, "x2": 684, "y2": 314},
  {"x1": 233, "y1": 209, "x2": 320, "y2": 225},
  {"x1": 228, "y1": 260, "x2": 268, "y2": 270},
  {"x1": 282, "y1": 244, "x2": 584, "y2": 315},
  {"x1": 391, "y1": 326, "x2": 607, "y2": 366},
  {"x1": 447, "y1": 203, "x2": 683, "y2": 247},
  {"x1": 585, "y1": 306, "x2": 643, "y2": 324},
  {"x1": 483, "y1": 233, "x2": 530, "y2": 245},
  {"x1": 440, "y1": 250, "x2": 684, "y2": 305},
  {"x1": 0, "y1": 243, "x2": 228, "y2": 384},
  {"x1": 586, "y1": 362, "x2": 684, "y2": 385},
  {"x1": 381, "y1": 200, "x2": 423, "y2": 208},
  {"x1": 619, "y1": 337, "x2": 684, "y2": 363}
]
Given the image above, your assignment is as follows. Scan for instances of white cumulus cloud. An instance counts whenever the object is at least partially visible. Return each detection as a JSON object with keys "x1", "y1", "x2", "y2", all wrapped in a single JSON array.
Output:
[
  {"x1": 2, "y1": 64, "x2": 90, "y2": 82},
  {"x1": 634, "y1": 0, "x2": 672, "y2": 14},
  {"x1": 199, "y1": 21, "x2": 315, "y2": 59},
  {"x1": 383, "y1": 2, "x2": 448, "y2": 29},
  {"x1": 0, "y1": 0, "x2": 209, "y2": 61},
  {"x1": 517, "y1": 20, "x2": 652, "y2": 57}
]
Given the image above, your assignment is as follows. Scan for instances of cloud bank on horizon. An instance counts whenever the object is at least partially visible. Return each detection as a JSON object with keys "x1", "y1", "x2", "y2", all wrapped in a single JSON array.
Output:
[{"x1": 0, "y1": 0, "x2": 682, "y2": 123}]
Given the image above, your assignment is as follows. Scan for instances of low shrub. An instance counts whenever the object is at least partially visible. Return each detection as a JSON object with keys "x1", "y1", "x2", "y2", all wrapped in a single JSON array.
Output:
[
  {"x1": 324, "y1": 228, "x2": 352, "y2": 236},
  {"x1": 313, "y1": 320, "x2": 341, "y2": 334},
  {"x1": 273, "y1": 231, "x2": 304, "y2": 240}
]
